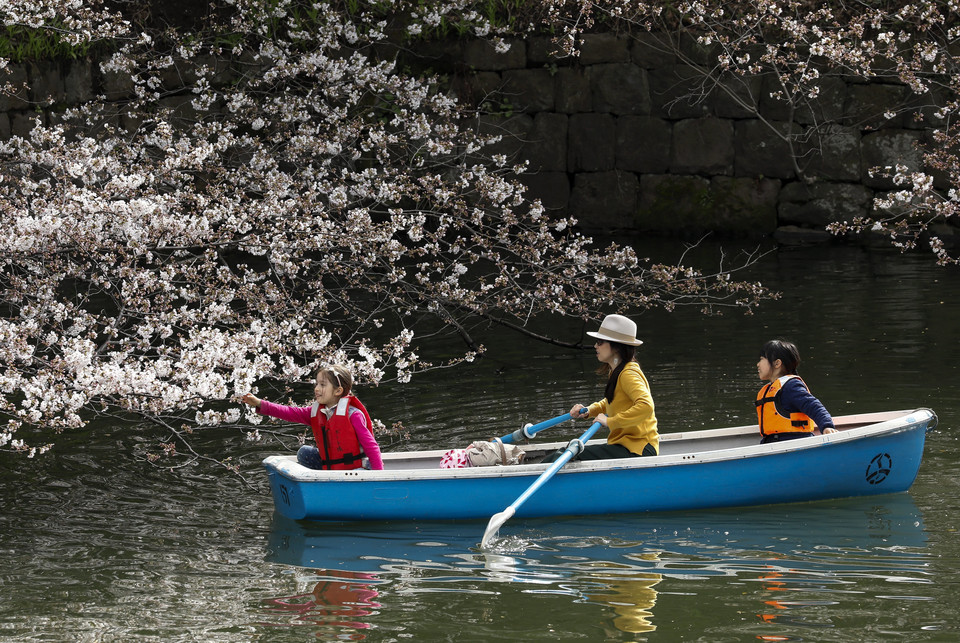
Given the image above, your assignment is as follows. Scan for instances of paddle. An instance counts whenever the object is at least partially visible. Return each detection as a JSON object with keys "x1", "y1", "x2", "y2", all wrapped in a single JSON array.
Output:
[
  {"x1": 499, "y1": 408, "x2": 588, "y2": 444},
  {"x1": 481, "y1": 418, "x2": 604, "y2": 547}
]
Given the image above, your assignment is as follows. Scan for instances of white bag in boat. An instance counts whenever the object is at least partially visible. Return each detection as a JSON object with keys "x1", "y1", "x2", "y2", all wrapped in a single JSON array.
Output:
[{"x1": 467, "y1": 438, "x2": 525, "y2": 466}]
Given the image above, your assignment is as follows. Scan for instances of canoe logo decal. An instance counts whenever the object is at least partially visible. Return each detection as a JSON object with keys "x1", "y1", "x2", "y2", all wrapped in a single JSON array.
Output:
[{"x1": 865, "y1": 453, "x2": 892, "y2": 485}]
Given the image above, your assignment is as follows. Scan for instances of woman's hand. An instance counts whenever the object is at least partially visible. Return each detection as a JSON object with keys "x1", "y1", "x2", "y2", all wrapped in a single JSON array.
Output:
[
  {"x1": 595, "y1": 413, "x2": 609, "y2": 427},
  {"x1": 822, "y1": 427, "x2": 838, "y2": 435},
  {"x1": 241, "y1": 393, "x2": 261, "y2": 409},
  {"x1": 570, "y1": 403, "x2": 586, "y2": 418}
]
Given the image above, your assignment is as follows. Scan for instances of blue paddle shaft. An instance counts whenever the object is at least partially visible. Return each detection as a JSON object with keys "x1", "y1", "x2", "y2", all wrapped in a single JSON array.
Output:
[
  {"x1": 500, "y1": 408, "x2": 588, "y2": 444},
  {"x1": 482, "y1": 416, "x2": 602, "y2": 546},
  {"x1": 505, "y1": 420, "x2": 603, "y2": 514}
]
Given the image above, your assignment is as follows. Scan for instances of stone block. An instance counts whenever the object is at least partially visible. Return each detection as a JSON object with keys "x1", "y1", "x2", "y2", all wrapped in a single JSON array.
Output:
[
  {"x1": 27, "y1": 61, "x2": 63, "y2": 105},
  {"x1": 758, "y1": 73, "x2": 794, "y2": 122},
  {"x1": 10, "y1": 111, "x2": 42, "y2": 138},
  {"x1": 527, "y1": 36, "x2": 568, "y2": 65},
  {"x1": 121, "y1": 109, "x2": 144, "y2": 135},
  {"x1": 616, "y1": 115, "x2": 671, "y2": 173},
  {"x1": 63, "y1": 60, "x2": 94, "y2": 104},
  {"x1": 158, "y1": 94, "x2": 199, "y2": 126},
  {"x1": 635, "y1": 174, "x2": 777, "y2": 235},
  {"x1": 102, "y1": 67, "x2": 135, "y2": 101},
  {"x1": 403, "y1": 38, "x2": 464, "y2": 74},
  {"x1": 845, "y1": 83, "x2": 910, "y2": 130},
  {"x1": 905, "y1": 88, "x2": 948, "y2": 130},
  {"x1": 463, "y1": 38, "x2": 527, "y2": 71},
  {"x1": 919, "y1": 129, "x2": 953, "y2": 190},
  {"x1": 734, "y1": 119, "x2": 798, "y2": 179},
  {"x1": 778, "y1": 181, "x2": 873, "y2": 226},
  {"x1": 670, "y1": 117, "x2": 734, "y2": 175},
  {"x1": 520, "y1": 171, "x2": 570, "y2": 212},
  {"x1": 678, "y1": 31, "x2": 721, "y2": 66},
  {"x1": 569, "y1": 170, "x2": 639, "y2": 229},
  {"x1": 860, "y1": 129, "x2": 924, "y2": 189},
  {"x1": 0, "y1": 65, "x2": 29, "y2": 111},
  {"x1": 522, "y1": 112, "x2": 568, "y2": 172},
  {"x1": 159, "y1": 59, "x2": 190, "y2": 92},
  {"x1": 648, "y1": 64, "x2": 711, "y2": 119},
  {"x1": 555, "y1": 66, "x2": 591, "y2": 113},
  {"x1": 477, "y1": 114, "x2": 533, "y2": 160},
  {"x1": 502, "y1": 68, "x2": 555, "y2": 113},
  {"x1": 797, "y1": 124, "x2": 861, "y2": 182},
  {"x1": 578, "y1": 33, "x2": 631, "y2": 65},
  {"x1": 454, "y1": 71, "x2": 502, "y2": 109},
  {"x1": 589, "y1": 63, "x2": 650, "y2": 115},
  {"x1": 85, "y1": 102, "x2": 124, "y2": 133},
  {"x1": 635, "y1": 174, "x2": 711, "y2": 234},
  {"x1": 193, "y1": 54, "x2": 237, "y2": 87},
  {"x1": 567, "y1": 113, "x2": 616, "y2": 172},
  {"x1": 712, "y1": 74, "x2": 762, "y2": 119},
  {"x1": 794, "y1": 76, "x2": 847, "y2": 126},
  {"x1": 630, "y1": 32, "x2": 677, "y2": 68},
  {"x1": 45, "y1": 108, "x2": 66, "y2": 128},
  {"x1": 709, "y1": 176, "x2": 780, "y2": 233}
]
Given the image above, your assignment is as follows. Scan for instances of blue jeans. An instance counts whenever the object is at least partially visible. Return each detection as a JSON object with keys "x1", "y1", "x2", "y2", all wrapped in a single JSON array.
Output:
[
  {"x1": 297, "y1": 445, "x2": 325, "y2": 469},
  {"x1": 296, "y1": 445, "x2": 367, "y2": 469}
]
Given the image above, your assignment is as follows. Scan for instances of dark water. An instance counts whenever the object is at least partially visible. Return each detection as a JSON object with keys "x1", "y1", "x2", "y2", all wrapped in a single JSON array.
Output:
[{"x1": 2, "y1": 243, "x2": 960, "y2": 642}]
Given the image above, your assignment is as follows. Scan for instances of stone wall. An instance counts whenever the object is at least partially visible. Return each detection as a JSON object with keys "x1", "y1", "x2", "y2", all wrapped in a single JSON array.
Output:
[
  {"x1": 429, "y1": 32, "x2": 951, "y2": 245},
  {"x1": 2, "y1": 31, "x2": 951, "y2": 246}
]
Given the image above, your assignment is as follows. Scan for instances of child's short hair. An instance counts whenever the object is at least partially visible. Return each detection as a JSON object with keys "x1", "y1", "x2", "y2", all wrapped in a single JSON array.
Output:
[
  {"x1": 319, "y1": 365, "x2": 353, "y2": 395},
  {"x1": 760, "y1": 339, "x2": 801, "y2": 375}
]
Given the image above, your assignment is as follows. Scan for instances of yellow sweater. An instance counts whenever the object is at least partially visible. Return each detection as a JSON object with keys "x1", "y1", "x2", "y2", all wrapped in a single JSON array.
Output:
[{"x1": 587, "y1": 361, "x2": 660, "y2": 455}]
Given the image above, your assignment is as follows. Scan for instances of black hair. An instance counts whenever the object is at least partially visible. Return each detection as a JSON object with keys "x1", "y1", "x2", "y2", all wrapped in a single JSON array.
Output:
[
  {"x1": 601, "y1": 342, "x2": 637, "y2": 403},
  {"x1": 759, "y1": 339, "x2": 801, "y2": 375},
  {"x1": 318, "y1": 364, "x2": 353, "y2": 395}
]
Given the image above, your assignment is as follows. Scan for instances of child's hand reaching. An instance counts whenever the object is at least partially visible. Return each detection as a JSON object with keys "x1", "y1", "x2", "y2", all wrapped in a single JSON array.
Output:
[{"x1": 241, "y1": 393, "x2": 261, "y2": 409}]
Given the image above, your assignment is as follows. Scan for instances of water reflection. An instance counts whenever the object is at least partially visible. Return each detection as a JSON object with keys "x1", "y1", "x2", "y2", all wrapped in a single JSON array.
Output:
[
  {"x1": 264, "y1": 493, "x2": 929, "y2": 638},
  {"x1": 580, "y1": 558, "x2": 661, "y2": 634},
  {"x1": 261, "y1": 569, "x2": 381, "y2": 638}
]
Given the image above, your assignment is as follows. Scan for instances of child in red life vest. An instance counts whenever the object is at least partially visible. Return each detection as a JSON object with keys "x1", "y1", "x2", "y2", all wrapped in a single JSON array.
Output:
[
  {"x1": 241, "y1": 365, "x2": 383, "y2": 470},
  {"x1": 756, "y1": 339, "x2": 837, "y2": 444}
]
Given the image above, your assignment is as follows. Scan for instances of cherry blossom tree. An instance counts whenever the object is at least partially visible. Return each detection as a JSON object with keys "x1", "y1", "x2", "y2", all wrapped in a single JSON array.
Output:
[
  {"x1": 539, "y1": 0, "x2": 960, "y2": 264},
  {"x1": 0, "y1": 0, "x2": 775, "y2": 466}
]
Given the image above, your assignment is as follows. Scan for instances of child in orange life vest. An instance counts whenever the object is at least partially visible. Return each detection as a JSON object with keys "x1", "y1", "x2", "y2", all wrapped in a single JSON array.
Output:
[
  {"x1": 756, "y1": 339, "x2": 837, "y2": 444},
  {"x1": 241, "y1": 365, "x2": 383, "y2": 470}
]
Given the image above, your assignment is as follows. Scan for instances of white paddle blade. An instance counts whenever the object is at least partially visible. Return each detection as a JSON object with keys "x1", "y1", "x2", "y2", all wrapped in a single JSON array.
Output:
[{"x1": 481, "y1": 506, "x2": 515, "y2": 547}]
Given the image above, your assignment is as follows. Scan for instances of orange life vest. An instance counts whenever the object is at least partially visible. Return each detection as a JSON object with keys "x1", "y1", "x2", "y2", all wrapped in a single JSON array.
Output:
[
  {"x1": 755, "y1": 375, "x2": 814, "y2": 437},
  {"x1": 309, "y1": 395, "x2": 372, "y2": 470}
]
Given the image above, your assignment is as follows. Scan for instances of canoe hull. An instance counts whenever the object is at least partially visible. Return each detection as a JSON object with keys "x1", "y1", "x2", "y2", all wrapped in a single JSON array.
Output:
[{"x1": 263, "y1": 409, "x2": 933, "y2": 521}]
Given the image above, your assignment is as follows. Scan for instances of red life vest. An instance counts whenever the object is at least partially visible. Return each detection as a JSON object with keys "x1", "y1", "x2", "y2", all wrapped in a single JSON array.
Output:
[
  {"x1": 755, "y1": 375, "x2": 814, "y2": 437},
  {"x1": 309, "y1": 395, "x2": 373, "y2": 470}
]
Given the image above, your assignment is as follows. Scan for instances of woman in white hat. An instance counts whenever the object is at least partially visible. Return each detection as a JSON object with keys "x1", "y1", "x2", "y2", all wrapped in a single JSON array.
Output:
[{"x1": 544, "y1": 314, "x2": 659, "y2": 462}]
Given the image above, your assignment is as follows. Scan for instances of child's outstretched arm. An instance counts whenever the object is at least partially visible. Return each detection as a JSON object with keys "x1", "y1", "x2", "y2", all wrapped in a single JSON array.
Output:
[{"x1": 241, "y1": 394, "x2": 312, "y2": 425}]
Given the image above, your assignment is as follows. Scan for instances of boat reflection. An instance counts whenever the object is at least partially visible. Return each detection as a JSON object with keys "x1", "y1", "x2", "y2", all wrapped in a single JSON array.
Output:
[{"x1": 264, "y1": 493, "x2": 927, "y2": 637}]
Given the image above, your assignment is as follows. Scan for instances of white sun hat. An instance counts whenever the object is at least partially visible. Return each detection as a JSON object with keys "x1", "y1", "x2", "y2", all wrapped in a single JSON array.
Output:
[{"x1": 586, "y1": 314, "x2": 644, "y2": 346}]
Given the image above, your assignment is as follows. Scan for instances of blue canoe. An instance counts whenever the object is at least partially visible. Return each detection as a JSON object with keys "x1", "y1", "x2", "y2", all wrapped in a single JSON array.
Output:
[{"x1": 262, "y1": 408, "x2": 936, "y2": 522}]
